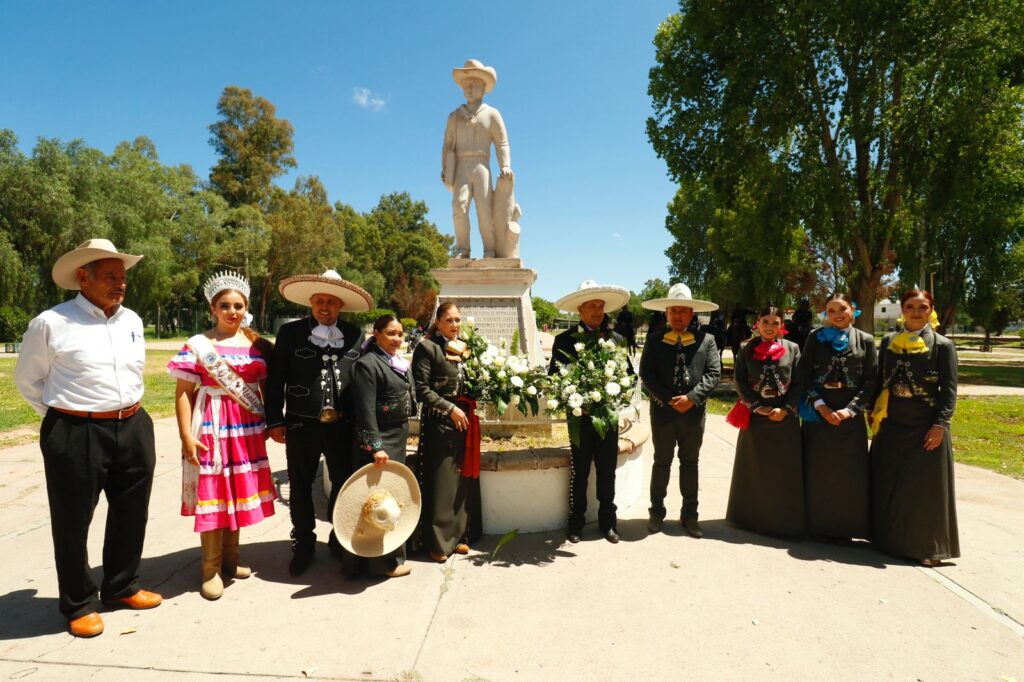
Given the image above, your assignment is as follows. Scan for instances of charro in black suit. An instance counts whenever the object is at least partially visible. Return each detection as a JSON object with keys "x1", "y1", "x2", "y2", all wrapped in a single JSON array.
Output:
[
  {"x1": 639, "y1": 327, "x2": 721, "y2": 524},
  {"x1": 265, "y1": 317, "x2": 364, "y2": 564},
  {"x1": 549, "y1": 322, "x2": 632, "y2": 537}
]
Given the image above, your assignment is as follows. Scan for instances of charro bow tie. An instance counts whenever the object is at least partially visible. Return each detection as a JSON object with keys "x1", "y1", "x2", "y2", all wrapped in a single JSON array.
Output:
[{"x1": 663, "y1": 330, "x2": 695, "y2": 346}]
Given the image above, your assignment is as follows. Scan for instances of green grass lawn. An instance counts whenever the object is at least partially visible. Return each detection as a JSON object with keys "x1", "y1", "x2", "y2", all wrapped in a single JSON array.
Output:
[
  {"x1": 0, "y1": 351, "x2": 180, "y2": 435},
  {"x1": 957, "y1": 364, "x2": 1024, "y2": 388},
  {"x1": 951, "y1": 396, "x2": 1024, "y2": 479}
]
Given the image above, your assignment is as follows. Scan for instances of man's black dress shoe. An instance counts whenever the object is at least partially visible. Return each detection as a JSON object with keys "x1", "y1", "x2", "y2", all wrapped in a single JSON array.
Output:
[
  {"x1": 682, "y1": 518, "x2": 703, "y2": 539},
  {"x1": 647, "y1": 516, "x2": 663, "y2": 534},
  {"x1": 605, "y1": 529, "x2": 620, "y2": 544},
  {"x1": 567, "y1": 533, "x2": 581, "y2": 544},
  {"x1": 289, "y1": 544, "x2": 315, "y2": 576}
]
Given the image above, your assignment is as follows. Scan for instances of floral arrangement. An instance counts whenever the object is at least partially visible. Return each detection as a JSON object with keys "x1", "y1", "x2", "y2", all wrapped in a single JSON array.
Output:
[
  {"x1": 547, "y1": 334, "x2": 635, "y2": 447},
  {"x1": 460, "y1": 322, "x2": 548, "y2": 417}
]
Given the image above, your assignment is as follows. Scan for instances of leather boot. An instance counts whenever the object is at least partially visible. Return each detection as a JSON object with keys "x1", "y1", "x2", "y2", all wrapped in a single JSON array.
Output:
[
  {"x1": 221, "y1": 529, "x2": 251, "y2": 579},
  {"x1": 200, "y1": 530, "x2": 224, "y2": 600}
]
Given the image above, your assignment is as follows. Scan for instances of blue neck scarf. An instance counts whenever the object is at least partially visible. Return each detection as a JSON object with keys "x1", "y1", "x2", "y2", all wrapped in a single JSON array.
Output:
[{"x1": 817, "y1": 327, "x2": 850, "y2": 353}]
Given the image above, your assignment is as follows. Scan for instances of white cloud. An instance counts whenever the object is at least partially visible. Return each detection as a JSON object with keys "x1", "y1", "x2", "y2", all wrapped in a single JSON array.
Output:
[
  {"x1": 352, "y1": 87, "x2": 387, "y2": 112},
  {"x1": 611, "y1": 232, "x2": 622, "y2": 239}
]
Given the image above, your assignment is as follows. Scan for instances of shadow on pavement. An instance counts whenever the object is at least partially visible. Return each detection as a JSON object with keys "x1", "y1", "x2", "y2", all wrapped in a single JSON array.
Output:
[
  {"x1": 697, "y1": 519, "x2": 895, "y2": 569},
  {"x1": 0, "y1": 589, "x2": 63, "y2": 639},
  {"x1": 464, "y1": 530, "x2": 578, "y2": 568}
]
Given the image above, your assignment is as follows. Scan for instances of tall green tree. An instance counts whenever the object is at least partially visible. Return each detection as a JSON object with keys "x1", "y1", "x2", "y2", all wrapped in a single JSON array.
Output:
[
  {"x1": 648, "y1": 0, "x2": 1024, "y2": 331},
  {"x1": 209, "y1": 86, "x2": 296, "y2": 208}
]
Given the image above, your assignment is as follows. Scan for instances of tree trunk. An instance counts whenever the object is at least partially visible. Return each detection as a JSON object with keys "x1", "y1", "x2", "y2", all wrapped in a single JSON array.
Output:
[{"x1": 853, "y1": 275, "x2": 880, "y2": 334}]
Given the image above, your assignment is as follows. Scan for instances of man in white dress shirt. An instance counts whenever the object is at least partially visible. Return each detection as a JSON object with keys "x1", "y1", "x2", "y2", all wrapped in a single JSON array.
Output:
[{"x1": 15, "y1": 239, "x2": 162, "y2": 638}]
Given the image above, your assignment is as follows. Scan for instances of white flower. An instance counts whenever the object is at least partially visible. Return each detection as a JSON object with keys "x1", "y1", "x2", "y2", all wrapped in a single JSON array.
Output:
[
  {"x1": 568, "y1": 392, "x2": 585, "y2": 408},
  {"x1": 498, "y1": 370, "x2": 507, "y2": 379},
  {"x1": 494, "y1": 355, "x2": 506, "y2": 367},
  {"x1": 559, "y1": 367, "x2": 569, "y2": 377},
  {"x1": 605, "y1": 381, "x2": 621, "y2": 396},
  {"x1": 481, "y1": 355, "x2": 493, "y2": 367},
  {"x1": 548, "y1": 398, "x2": 559, "y2": 410},
  {"x1": 587, "y1": 361, "x2": 595, "y2": 370},
  {"x1": 606, "y1": 360, "x2": 617, "y2": 370},
  {"x1": 572, "y1": 406, "x2": 583, "y2": 417},
  {"x1": 563, "y1": 384, "x2": 577, "y2": 396},
  {"x1": 511, "y1": 375, "x2": 524, "y2": 388},
  {"x1": 590, "y1": 390, "x2": 603, "y2": 402},
  {"x1": 481, "y1": 370, "x2": 491, "y2": 381},
  {"x1": 619, "y1": 374, "x2": 632, "y2": 387},
  {"x1": 574, "y1": 342, "x2": 585, "y2": 352},
  {"x1": 604, "y1": 367, "x2": 615, "y2": 378},
  {"x1": 526, "y1": 385, "x2": 538, "y2": 396}
]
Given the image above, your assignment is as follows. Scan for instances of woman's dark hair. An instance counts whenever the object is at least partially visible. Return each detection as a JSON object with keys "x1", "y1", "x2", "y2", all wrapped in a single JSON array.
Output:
[
  {"x1": 826, "y1": 293, "x2": 856, "y2": 308},
  {"x1": 900, "y1": 289, "x2": 935, "y2": 309},
  {"x1": 757, "y1": 305, "x2": 784, "y2": 319},
  {"x1": 427, "y1": 302, "x2": 460, "y2": 336},
  {"x1": 372, "y1": 314, "x2": 400, "y2": 333}
]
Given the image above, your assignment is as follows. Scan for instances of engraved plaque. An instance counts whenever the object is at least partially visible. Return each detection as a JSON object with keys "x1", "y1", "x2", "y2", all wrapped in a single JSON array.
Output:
[{"x1": 439, "y1": 296, "x2": 525, "y2": 353}]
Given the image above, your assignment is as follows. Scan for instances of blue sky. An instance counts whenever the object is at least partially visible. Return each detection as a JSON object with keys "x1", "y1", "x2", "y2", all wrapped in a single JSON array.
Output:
[{"x1": 0, "y1": 1, "x2": 681, "y2": 301}]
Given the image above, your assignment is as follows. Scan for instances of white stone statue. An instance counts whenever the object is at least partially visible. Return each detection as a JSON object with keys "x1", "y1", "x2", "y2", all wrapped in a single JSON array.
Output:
[{"x1": 442, "y1": 59, "x2": 521, "y2": 259}]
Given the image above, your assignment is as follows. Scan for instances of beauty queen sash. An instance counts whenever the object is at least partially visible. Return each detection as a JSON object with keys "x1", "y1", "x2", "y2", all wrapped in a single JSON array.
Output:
[{"x1": 181, "y1": 334, "x2": 265, "y2": 509}]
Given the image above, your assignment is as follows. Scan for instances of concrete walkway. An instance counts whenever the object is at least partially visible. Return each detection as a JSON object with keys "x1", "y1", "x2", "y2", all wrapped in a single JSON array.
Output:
[{"x1": 0, "y1": 407, "x2": 1022, "y2": 681}]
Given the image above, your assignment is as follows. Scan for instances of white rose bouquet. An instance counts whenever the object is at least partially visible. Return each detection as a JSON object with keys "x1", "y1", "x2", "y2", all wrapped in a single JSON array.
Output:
[
  {"x1": 461, "y1": 323, "x2": 548, "y2": 417},
  {"x1": 548, "y1": 334, "x2": 634, "y2": 446}
]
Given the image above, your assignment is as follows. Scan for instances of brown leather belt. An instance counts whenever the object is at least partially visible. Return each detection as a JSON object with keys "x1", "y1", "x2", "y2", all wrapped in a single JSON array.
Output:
[{"x1": 52, "y1": 402, "x2": 142, "y2": 420}]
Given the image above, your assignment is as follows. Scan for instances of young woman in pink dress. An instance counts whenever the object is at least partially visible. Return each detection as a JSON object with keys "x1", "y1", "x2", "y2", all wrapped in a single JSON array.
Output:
[{"x1": 167, "y1": 272, "x2": 276, "y2": 600}]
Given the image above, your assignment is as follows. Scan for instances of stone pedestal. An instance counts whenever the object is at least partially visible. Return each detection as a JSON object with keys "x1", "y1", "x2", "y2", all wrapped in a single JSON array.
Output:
[{"x1": 431, "y1": 258, "x2": 543, "y2": 366}]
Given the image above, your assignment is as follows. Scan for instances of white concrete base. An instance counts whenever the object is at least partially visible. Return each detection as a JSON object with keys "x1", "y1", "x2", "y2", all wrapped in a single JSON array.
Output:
[{"x1": 480, "y1": 446, "x2": 645, "y2": 535}]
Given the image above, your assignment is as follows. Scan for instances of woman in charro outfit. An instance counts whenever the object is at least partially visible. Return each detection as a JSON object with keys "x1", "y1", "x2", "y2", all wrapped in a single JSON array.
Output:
[
  {"x1": 869, "y1": 289, "x2": 959, "y2": 566},
  {"x1": 725, "y1": 305, "x2": 804, "y2": 537},
  {"x1": 340, "y1": 314, "x2": 417, "y2": 579},
  {"x1": 168, "y1": 271, "x2": 276, "y2": 600},
  {"x1": 797, "y1": 294, "x2": 877, "y2": 541},
  {"x1": 412, "y1": 302, "x2": 482, "y2": 563}
]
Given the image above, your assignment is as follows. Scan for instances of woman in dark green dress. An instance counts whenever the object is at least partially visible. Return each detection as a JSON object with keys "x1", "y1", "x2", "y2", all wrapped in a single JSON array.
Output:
[
  {"x1": 412, "y1": 302, "x2": 481, "y2": 562},
  {"x1": 726, "y1": 306, "x2": 805, "y2": 537},
  {"x1": 797, "y1": 294, "x2": 877, "y2": 540},
  {"x1": 870, "y1": 289, "x2": 959, "y2": 566},
  {"x1": 341, "y1": 315, "x2": 416, "y2": 579}
]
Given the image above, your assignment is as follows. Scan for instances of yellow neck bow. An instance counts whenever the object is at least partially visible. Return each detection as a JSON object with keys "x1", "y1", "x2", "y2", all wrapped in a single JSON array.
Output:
[
  {"x1": 890, "y1": 330, "x2": 928, "y2": 354},
  {"x1": 663, "y1": 330, "x2": 695, "y2": 346}
]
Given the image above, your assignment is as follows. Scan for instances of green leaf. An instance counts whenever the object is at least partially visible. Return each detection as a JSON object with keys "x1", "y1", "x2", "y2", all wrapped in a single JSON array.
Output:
[
  {"x1": 491, "y1": 528, "x2": 519, "y2": 561},
  {"x1": 567, "y1": 415, "x2": 582, "y2": 447},
  {"x1": 496, "y1": 396, "x2": 508, "y2": 417}
]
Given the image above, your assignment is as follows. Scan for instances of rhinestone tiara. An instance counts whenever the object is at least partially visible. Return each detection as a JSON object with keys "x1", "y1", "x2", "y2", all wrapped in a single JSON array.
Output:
[{"x1": 203, "y1": 270, "x2": 251, "y2": 303}]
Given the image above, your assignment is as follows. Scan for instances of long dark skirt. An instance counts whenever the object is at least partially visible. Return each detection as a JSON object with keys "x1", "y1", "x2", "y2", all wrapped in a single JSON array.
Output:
[
  {"x1": 416, "y1": 417, "x2": 481, "y2": 556},
  {"x1": 803, "y1": 416, "x2": 870, "y2": 539},
  {"x1": 870, "y1": 409, "x2": 960, "y2": 561},
  {"x1": 726, "y1": 414, "x2": 805, "y2": 537},
  {"x1": 340, "y1": 422, "x2": 409, "y2": 577}
]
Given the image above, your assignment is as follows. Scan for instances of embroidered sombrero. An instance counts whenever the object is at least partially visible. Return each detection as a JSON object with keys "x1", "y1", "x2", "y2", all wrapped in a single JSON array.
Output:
[
  {"x1": 642, "y1": 283, "x2": 718, "y2": 313},
  {"x1": 279, "y1": 269, "x2": 374, "y2": 312},
  {"x1": 554, "y1": 279, "x2": 630, "y2": 313},
  {"x1": 333, "y1": 461, "x2": 421, "y2": 558}
]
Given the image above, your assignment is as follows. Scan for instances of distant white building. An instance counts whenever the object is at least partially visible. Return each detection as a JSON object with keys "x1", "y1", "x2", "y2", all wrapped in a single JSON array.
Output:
[{"x1": 874, "y1": 299, "x2": 900, "y2": 330}]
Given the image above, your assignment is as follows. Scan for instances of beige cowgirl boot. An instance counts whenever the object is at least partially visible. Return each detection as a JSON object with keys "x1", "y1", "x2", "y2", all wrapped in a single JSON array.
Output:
[
  {"x1": 199, "y1": 530, "x2": 224, "y2": 600},
  {"x1": 221, "y1": 529, "x2": 251, "y2": 579}
]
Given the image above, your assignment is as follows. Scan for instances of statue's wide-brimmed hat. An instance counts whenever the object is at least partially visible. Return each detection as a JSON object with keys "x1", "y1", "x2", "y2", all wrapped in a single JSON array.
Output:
[
  {"x1": 52, "y1": 238, "x2": 144, "y2": 290},
  {"x1": 642, "y1": 283, "x2": 719, "y2": 313},
  {"x1": 333, "y1": 461, "x2": 421, "y2": 558},
  {"x1": 453, "y1": 59, "x2": 497, "y2": 93},
  {"x1": 278, "y1": 269, "x2": 374, "y2": 312},
  {"x1": 555, "y1": 279, "x2": 630, "y2": 313}
]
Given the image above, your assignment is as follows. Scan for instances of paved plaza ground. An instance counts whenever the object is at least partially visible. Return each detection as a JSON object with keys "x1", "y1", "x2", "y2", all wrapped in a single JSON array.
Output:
[{"x1": 0, "y1": 404, "x2": 1022, "y2": 681}]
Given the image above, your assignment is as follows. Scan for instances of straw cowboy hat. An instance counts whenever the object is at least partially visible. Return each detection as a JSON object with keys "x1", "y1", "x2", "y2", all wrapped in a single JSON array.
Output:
[
  {"x1": 642, "y1": 282, "x2": 719, "y2": 313},
  {"x1": 278, "y1": 269, "x2": 374, "y2": 312},
  {"x1": 453, "y1": 59, "x2": 497, "y2": 93},
  {"x1": 555, "y1": 279, "x2": 630, "y2": 314},
  {"x1": 51, "y1": 238, "x2": 144, "y2": 290},
  {"x1": 333, "y1": 461, "x2": 421, "y2": 558}
]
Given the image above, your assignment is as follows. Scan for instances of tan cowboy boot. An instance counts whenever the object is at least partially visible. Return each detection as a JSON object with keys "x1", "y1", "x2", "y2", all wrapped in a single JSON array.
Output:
[
  {"x1": 221, "y1": 529, "x2": 251, "y2": 579},
  {"x1": 200, "y1": 530, "x2": 224, "y2": 600}
]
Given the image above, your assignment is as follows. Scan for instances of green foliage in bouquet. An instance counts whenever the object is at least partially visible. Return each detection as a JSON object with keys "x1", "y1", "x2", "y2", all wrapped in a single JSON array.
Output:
[
  {"x1": 461, "y1": 322, "x2": 548, "y2": 417},
  {"x1": 548, "y1": 334, "x2": 634, "y2": 447}
]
